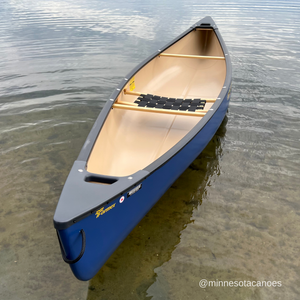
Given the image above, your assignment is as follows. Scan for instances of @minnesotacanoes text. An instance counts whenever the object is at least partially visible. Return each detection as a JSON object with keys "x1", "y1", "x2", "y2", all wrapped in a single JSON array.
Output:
[{"x1": 199, "y1": 279, "x2": 282, "y2": 288}]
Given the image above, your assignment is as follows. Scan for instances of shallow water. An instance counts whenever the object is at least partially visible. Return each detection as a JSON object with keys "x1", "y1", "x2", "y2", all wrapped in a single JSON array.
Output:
[{"x1": 0, "y1": 0, "x2": 300, "y2": 299}]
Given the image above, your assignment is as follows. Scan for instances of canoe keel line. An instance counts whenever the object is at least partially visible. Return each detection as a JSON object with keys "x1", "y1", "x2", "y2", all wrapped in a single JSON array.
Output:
[{"x1": 53, "y1": 16, "x2": 232, "y2": 281}]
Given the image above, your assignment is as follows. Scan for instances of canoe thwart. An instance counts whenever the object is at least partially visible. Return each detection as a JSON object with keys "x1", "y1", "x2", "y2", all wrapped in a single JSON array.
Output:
[
  {"x1": 124, "y1": 89, "x2": 140, "y2": 96},
  {"x1": 159, "y1": 53, "x2": 225, "y2": 60},
  {"x1": 112, "y1": 103, "x2": 207, "y2": 117},
  {"x1": 123, "y1": 89, "x2": 216, "y2": 102},
  {"x1": 117, "y1": 100, "x2": 137, "y2": 106}
]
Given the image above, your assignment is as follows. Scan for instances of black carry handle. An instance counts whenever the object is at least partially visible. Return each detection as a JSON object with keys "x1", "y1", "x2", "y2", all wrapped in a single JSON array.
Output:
[{"x1": 57, "y1": 229, "x2": 86, "y2": 264}]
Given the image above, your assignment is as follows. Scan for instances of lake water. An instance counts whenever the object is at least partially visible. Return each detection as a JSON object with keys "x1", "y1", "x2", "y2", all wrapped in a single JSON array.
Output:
[{"x1": 0, "y1": 0, "x2": 300, "y2": 299}]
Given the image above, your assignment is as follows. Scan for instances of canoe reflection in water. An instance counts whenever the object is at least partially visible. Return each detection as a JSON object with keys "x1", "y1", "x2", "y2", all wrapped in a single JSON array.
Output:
[{"x1": 87, "y1": 117, "x2": 228, "y2": 299}]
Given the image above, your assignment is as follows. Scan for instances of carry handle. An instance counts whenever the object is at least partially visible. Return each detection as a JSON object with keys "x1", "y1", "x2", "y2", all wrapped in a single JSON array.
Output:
[{"x1": 57, "y1": 229, "x2": 86, "y2": 264}]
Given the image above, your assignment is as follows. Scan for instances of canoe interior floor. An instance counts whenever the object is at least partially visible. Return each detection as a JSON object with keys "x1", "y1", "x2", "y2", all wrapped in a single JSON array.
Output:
[
  {"x1": 86, "y1": 28, "x2": 226, "y2": 177},
  {"x1": 118, "y1": 28, "x2": 226, "y2": 105},
  {"x1": 86, "y1": 109, "x2": 201, "y2": 177}
]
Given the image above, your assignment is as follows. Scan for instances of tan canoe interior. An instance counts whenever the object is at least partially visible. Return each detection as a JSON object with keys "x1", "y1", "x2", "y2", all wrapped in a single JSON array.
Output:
[{"x1": 87, "y1": 29, "x2": 226, "y2": 177}]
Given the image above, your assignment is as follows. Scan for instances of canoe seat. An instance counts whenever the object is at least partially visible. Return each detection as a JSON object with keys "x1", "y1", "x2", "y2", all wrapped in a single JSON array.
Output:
[{"x1": 134, "y1": 94, "x2": 207, "y2": 112}]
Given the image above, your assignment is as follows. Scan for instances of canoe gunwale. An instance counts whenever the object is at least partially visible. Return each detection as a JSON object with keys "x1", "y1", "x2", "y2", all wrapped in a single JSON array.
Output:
[
  {"x1": 54, "y1": 16, "x2": 232, "y2": 230},
  {"x1": 145, "y1": 20, "x2": 232, "y2": 174}
]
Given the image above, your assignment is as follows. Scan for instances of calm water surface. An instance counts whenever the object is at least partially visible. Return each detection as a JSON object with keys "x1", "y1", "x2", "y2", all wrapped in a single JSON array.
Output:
[{"x1": 0, "y1": 0, "x2": 300, "y2": 299}]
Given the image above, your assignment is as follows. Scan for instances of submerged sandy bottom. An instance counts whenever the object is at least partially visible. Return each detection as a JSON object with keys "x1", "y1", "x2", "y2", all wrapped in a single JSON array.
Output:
[
  {"x1": 87, "y1": 117, "x2": 300, "y2": 300},
  {"x1": 1, "y1": 89, "x2": 299, "y2": 300}
]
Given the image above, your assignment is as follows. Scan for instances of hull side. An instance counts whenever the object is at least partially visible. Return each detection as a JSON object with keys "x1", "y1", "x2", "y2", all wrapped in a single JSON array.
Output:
[{"x1": 58, "y1": 86, "x2": 231, "y2": 281}]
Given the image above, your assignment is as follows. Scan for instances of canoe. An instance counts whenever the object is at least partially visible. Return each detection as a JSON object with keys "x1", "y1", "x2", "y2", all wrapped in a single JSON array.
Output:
[{"x1": 53, "y1": 16, "x2": 232, "y2": 281}]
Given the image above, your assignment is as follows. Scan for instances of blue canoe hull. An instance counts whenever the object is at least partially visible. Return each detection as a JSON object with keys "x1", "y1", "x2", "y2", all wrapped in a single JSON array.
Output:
[
  {"x1": 58, "y1": 88, "x2": 231, "y2": 281},
  {"x1": 54, "y1": 16, "x2": 232, "y2": 281}
]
